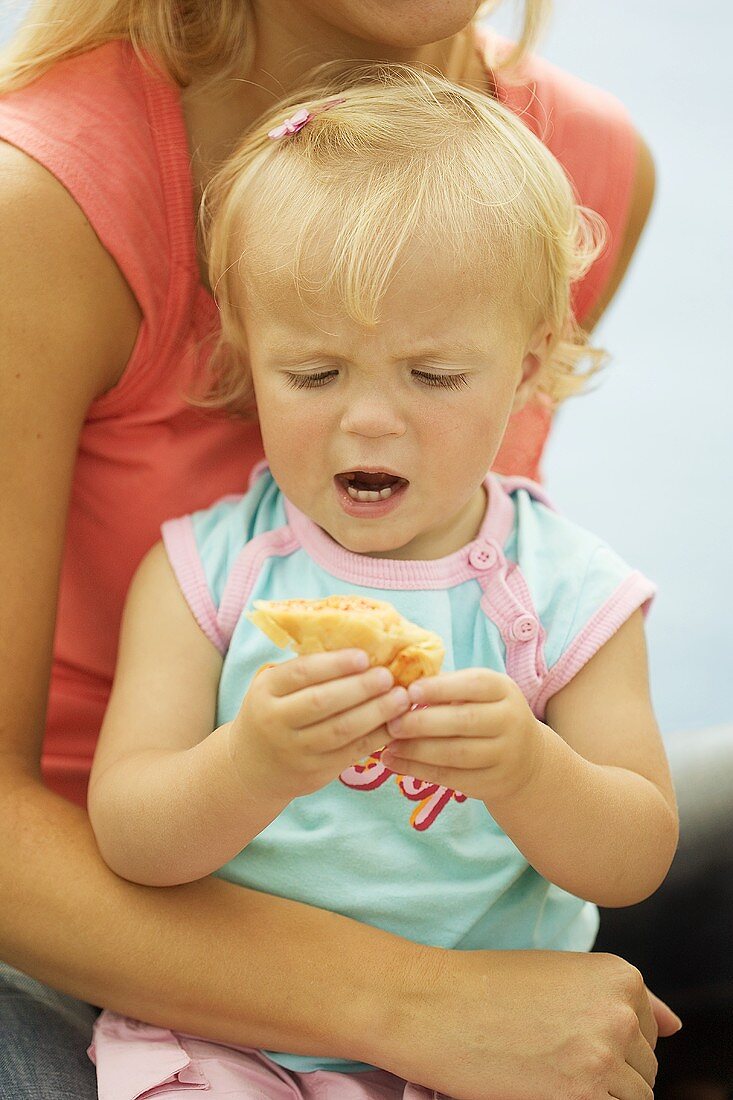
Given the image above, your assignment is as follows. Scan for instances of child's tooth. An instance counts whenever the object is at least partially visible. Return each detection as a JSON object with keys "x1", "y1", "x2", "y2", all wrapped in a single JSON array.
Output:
[
  {"x1": 378, "y1": 486, "x2": 393, "y2": 499},
  {"x1": 346, "y1": 486, "x2": 382, "y2": 501}
]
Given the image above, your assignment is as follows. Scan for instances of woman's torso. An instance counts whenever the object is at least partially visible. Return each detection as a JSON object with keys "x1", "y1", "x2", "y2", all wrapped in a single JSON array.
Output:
[{"x1": 0, "y1": 30, "x2": 637, "y2": 805}]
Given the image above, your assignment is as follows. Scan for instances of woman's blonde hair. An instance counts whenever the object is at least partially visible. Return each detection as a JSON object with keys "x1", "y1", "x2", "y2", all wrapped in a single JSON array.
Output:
[
  {"x1": 201, "y1": 64, "x2": 605, "y2": 415},
  {"x1": 0, "y1": 0, "x2": 550, "y2": 94}
]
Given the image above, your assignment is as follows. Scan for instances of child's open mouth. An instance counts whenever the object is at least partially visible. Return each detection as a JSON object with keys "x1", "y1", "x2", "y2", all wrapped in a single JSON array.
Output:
[
  {"x1": 337, "y1": 470, "x2": 408, "y2": 501},
  {"x1": 334, "y1": 470, "x2": 410, "y2": 516}
]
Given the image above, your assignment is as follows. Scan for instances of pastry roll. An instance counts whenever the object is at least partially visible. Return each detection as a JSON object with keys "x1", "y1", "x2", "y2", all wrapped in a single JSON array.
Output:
[{"x1": 247, "y1": 595, "x2": 444, "y2": 686}]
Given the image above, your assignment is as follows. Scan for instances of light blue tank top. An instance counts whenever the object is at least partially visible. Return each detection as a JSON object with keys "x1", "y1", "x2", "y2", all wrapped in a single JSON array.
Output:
[{"x1": 162, "y1": 467, "x2": 655, "y2": 1073}]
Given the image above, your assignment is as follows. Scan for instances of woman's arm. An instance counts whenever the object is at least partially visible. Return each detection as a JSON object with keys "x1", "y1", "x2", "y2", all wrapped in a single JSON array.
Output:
[
  {"x1": 0, "y1": 139, "x2": 139, "y2": 773},
  {"x1": 0, "y1": 142, "x2": 672, "y2": 1100},
  {"x1": 584, "y1": 133, "x2": 656, "y2": 331},
  {"x1": 0, "y1": 140, "x2": 424, "y2": 1066}
]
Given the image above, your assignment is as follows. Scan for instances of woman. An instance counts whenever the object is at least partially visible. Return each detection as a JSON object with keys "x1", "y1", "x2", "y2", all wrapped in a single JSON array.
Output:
[{"x1": 0, "y1": 2, "x2": 678, "y2": 1097}]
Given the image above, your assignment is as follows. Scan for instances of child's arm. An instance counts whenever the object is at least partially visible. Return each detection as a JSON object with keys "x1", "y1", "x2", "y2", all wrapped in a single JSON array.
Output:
[
  {"x1": 482, "y1": 610, "x2": 678, "y2": 906},
  {"x1": 383, "y1": 610, "x2": 678, "y2": 907},
  {"x1": 89, "y1": 543, "x2": 409, "y2": 886},
  {"x1": 88, "y1": 542, "x2": 282, "y2": 886},
  {"x1": 497, "y1": 611, "x2": 673, "y2": 902}
]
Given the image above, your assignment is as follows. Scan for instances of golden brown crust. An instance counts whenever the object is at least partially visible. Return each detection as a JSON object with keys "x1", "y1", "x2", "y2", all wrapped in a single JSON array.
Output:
[{"x1": 247, "y1": 595, "x2": 444, "y2": 686}]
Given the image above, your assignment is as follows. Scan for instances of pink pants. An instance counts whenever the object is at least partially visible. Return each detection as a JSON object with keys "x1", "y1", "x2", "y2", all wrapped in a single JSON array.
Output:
[{"x1": 89, "y1": 1011, "x2": 451, "y2": 1099}]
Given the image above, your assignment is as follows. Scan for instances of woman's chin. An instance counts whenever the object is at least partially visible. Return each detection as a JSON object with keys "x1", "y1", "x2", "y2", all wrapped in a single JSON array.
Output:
[{"x1": 319, "y1": 1, "x2": 481, "y2": 50}]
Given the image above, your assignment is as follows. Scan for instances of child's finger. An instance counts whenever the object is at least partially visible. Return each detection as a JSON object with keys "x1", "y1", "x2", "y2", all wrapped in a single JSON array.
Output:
[
  {"x1": 387, "y1": 700, "x2": 495, "y2": 740},
  {"x1": 379, "y1": 751, "x2": 468, "y2": 794},
  {"x1": 298, "y1": 685, "x2": 410, "y2": 756},
  {"x1": 264, "y1": 649, "x2": 370, "y2": 697},
  {"x1": 383, "y1": 736, "x2": 495, "y2": 771},
  {"x1": 280, "y1": 665, "x2": 395, "y2": 728},
  {"x1": 407, "y1": 668, "x2": 509, "y2": 706},
  {"x1": 335, "y1": 724, "x2": 396, "y2": 773}
]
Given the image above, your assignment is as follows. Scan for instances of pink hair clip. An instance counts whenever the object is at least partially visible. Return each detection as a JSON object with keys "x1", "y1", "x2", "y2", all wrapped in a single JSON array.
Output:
[{"x1": 268, "y1": 97, "x2": 346, "y2": 141}]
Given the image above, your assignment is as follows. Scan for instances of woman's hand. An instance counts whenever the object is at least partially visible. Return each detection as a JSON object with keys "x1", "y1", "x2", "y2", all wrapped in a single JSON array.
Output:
[
  {"x1": 372, "y1": 947, "x2": 680, "y2": 1100},
  {"x1": 383, "y1": 668, "x2": 542, "y2": 801},
  {"x1": 228, "y1": 650, "x2": 411, "y2": 802}
]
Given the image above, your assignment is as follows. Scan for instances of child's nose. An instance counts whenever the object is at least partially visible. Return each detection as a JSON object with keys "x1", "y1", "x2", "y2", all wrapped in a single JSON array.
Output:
[{"x1": 339, "y1": 396, "x2": 406, "y2": 438}]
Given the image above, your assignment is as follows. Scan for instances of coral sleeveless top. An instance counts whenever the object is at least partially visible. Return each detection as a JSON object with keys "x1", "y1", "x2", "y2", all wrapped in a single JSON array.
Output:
[{"x1": 0, "y1": 32, "x2": 638, "y2": 807}]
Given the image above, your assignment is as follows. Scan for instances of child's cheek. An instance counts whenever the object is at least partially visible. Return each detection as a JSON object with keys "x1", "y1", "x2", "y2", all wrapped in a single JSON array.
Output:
[{"x1": 260, "y1": 397, "x2": 333, "y2": 487}]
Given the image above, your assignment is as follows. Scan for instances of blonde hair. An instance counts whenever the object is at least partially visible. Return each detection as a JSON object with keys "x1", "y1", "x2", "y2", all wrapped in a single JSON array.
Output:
[
  {"x1": 0, "y1": 0, "x2": 550, "y2": 94},
  {"x1": 202, "y1": 64, "x2": 605, "y2": 415}
]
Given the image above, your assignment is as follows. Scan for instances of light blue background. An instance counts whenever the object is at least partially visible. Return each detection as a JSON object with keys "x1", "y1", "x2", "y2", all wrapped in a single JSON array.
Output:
[
  {"x1": 2, "y1": 2, "x2": 730, "y2": 734},
  {"x1": 488, "y1": 1, "x2": 733, "y2": 734}
]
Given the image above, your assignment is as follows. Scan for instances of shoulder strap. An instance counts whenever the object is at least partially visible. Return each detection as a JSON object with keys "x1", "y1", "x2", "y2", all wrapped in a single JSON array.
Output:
[
  {"x1": 161, "y1": 515, "x2": 229, "y2": 654},
  {"x1": 479, "y1": 562, "x2": 548, "y2": 714},
  {"x1": 475, "y1": 477, "x2": 548, "y2": 710},
  {"x1": 216, "y1": 526, "x2": 300, "y2": 649},
  {"x1": 495, "y1": 474, "x2": 556, "y2": 511}
]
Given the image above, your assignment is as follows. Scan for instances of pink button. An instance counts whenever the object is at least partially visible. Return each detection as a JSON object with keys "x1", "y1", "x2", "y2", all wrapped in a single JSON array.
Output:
[
  {"x1": 510, "y1": 614, "x2": 539, "y2": 641},
  {"x1": 468, "y1": 542, "x2": 498, "y2": 570}
]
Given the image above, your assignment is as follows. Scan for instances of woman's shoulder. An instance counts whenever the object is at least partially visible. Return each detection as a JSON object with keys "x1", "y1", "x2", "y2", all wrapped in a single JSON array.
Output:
[
  {"x1": 0, "y1": 40, "x2": 194, "y2": 336},
  {"x1": 0, "y1": 41, "x2": 162, "y2": 202},
  {"x1": 0, "y1": 135, "x2": 140, "y2": 400},
  {"x1": 477, "y1": 28, "x2": 634, "y2": 144},
  {"x1": 475, "y1": 26, "x2": 642, "y2": 325},
  {"x1": 0, "y1": 40, "x2": 162, "y2": 149}
]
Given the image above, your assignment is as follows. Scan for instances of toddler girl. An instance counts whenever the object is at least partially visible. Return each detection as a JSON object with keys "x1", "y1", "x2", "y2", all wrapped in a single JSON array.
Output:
[{"x1": 87, "y1": 65, "x2": 677, "y2": 1099}]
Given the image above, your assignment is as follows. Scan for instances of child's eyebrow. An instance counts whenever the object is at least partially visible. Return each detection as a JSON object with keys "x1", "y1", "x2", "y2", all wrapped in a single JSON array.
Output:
[
  {"x1": 267, "y1": 339, "x2": 492, "y2": 365},
  {"x1": 267, "y1": 348, "x2": 333, "y2": 366},
  {"x1": 401, "y1": 340, "x2": 491, "y2": 363}
]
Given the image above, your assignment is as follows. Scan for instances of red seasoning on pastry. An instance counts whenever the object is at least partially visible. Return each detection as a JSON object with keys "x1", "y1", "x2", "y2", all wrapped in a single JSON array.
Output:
[{"x1": 247, "y1": 595, "x2": 444, "y2": 686}]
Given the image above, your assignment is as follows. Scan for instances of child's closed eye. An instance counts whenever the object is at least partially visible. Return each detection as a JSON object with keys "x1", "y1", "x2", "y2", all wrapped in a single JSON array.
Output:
[
  {"x1": 285, "y1": 370, "x2": 338, "y2": 389},
  {"x1": 284, "y1": 369, "x2": 470, "y2": 391},
  {"x1": 412, "y1": 370, "x2": 469, "y2": 390}
]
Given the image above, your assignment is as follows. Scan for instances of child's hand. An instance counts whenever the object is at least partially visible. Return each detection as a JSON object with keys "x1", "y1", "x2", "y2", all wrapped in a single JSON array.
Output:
[
  {"x1": 228, "y1": 650, "x2": 411, "y2": 803},
  {"x1": 382, "y1": 669, "x2": 545, "y2": 803}
]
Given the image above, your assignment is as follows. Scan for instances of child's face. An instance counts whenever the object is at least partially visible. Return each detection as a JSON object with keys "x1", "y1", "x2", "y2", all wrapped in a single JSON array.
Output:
[{"x1": 243, "y1": 251, "x2": 545, "y2": 560}]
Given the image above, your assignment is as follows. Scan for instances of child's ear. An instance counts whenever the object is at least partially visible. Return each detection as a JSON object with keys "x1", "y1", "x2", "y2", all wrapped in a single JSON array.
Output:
[{"x1": 511, "y1": 324, "x2": 552, "y2": 414}]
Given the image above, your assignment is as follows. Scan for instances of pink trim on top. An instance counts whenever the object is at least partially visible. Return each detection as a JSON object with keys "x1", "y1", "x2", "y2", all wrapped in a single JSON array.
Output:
[
  {"x1": 504, "y1": 563, "x2": 549, "y2": 701},
  {"x1": 278, "y1": 471, "x2": 552, "y2": 706},
  {"x1": 216, "y1": 526, "x2": 301, "y2": 648},
  {"x1": 479, "y1": 561, "x2": 548, "y2": 705},
  {"x1": 532, "y1": 571, "x2": 657, "y2": 719},
  {"x1": 282, "y1": 473, "x2": 515, "y2": 590},
  {"x1": 247, "y1": 459, "x2": 271, "y2": 490},
  {"x1": 496, "y1": 475, "x2": 556, "y2": 512},
  {"x1": 161, "y1": 517, "x2": 228, "y2": 655},
  {"x1": 484, "y1": 474, "x2": 517, "y2": 547}
]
